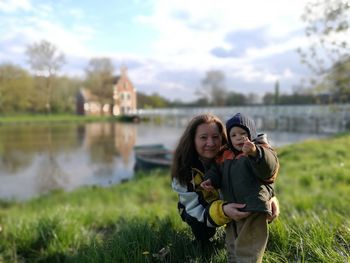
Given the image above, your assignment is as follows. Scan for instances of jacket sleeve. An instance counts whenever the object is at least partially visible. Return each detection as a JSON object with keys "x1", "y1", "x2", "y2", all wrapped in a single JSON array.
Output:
[
  {"x1": 250, "y1": 145, "x2": 279, "y2": 183},
  {"x1": 172, "y1": 178, "x2": 231, "y2": 227},
  {"x1": 204, "y1": 163, "x2": 222, "y2": 189}
]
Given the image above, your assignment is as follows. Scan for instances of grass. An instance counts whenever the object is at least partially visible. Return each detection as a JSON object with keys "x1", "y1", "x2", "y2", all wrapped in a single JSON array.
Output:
[{"x1": 0, "y1": 133, "x2": 350, "y2": 262}]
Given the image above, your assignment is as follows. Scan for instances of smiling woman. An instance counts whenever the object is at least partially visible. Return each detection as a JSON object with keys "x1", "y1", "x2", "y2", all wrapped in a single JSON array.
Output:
[
  {"x1": 171, "y1": 114, "x2": 231, "y2": 244},
  {"x1": 194, "y1": 121, "x2": 223, "y2": 162}
]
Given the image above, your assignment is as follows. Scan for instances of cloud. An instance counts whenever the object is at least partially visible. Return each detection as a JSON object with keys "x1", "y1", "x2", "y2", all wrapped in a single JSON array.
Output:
[
  {"x1": 211, "y1": 28, "x2": 269, "y2": 58},
  {"x1": 0, "y1": 0, "x2": 312, "y2": 102},
  {"x1": 0, "y1": 6, "x2": 94, "y2": 63},
  {"x1": 132, "y1": 0, "x2": 308, "y2": 95},
  {"x1": 0, "y1": 0, "x2": 31, "y2": 12},
  {"x1": 68, "y1": 8, "x2": 85, "y2": 20}
]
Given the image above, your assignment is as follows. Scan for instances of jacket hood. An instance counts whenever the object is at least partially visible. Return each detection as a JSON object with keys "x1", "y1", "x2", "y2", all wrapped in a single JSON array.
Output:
[
  {"x1": 253, "y1": 133, "x2": 269, "y2": 145},
  {"x1": 226, "y1": 113, "x2": 257, "y2": 151}
]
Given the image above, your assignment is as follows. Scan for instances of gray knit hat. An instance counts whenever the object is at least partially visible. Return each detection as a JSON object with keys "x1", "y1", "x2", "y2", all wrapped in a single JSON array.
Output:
[{"x1": 226, "y1": 113, "x2": 257, "y2": 150}]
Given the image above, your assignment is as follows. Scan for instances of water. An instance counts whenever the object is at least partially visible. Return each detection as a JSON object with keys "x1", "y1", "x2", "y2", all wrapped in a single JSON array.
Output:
[{"x1": 0, "y1": 121, "x2": 329, "y2": 201}]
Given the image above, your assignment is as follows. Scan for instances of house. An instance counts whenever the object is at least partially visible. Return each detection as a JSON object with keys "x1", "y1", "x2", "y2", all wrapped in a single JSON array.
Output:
[
  {"x1": 76, "y1": 88, "x2": 106, "y2": 116},
  {"x1": 76, "y1": 66, "x2": 137, "y2": 116},
  {"x1": 112, "y1": 66, "x2": 137, "y2": 115}
]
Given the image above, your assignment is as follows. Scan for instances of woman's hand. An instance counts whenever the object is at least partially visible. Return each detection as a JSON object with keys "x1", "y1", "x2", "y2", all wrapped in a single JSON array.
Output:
[
  {"x1": 267, "y1": 196, "x2": 280, "y2": 222},
  {"x1": 223, "y1": 203, "x2": 251, "y2": 221}
]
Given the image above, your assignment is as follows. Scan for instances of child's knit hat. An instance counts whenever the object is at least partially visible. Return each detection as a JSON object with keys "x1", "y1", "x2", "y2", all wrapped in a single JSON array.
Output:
[{"x1": 226, "y1": 113, "x2": 257, "y2": 150}]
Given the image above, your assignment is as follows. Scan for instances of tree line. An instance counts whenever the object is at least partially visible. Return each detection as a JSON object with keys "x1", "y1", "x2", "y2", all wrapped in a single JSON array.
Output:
[{"x1": 0, "y1": 57, "x2": 348, "y2": 115}]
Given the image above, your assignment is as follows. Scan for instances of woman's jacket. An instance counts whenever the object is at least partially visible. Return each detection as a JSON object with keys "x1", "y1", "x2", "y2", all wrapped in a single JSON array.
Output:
[{"x1": 172, "y1": 158, "x2": 231, "y2": 227}]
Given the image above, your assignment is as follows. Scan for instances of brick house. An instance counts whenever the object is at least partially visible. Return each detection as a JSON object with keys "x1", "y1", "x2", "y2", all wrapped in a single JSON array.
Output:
[
  {"x1": 76, "y1": 66, "x2": 137, "y2": 116},
  {"x1": 112, "y1": 66, "x2": 137, "y2": 115}
]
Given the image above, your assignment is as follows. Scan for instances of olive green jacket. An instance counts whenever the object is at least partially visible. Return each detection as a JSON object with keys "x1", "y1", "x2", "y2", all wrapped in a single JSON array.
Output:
[{"x1": 206, "y1": 140, "x2": 279, "y2": 215}]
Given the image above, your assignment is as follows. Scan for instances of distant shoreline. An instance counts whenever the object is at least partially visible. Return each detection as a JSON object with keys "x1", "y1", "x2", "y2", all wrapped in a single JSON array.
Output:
[{"x1": 0, "y1": 114, "x2": 129, "y2": 124}]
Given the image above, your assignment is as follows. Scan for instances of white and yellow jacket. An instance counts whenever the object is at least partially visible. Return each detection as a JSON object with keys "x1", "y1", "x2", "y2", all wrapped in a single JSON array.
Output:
[{"x1": 172, "y1": 161, "x2": 231, "y2": 227}]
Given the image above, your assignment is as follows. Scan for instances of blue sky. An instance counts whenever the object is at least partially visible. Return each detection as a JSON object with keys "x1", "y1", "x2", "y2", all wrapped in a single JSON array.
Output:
[{"x1": 1, "y1": 0, "x2": 314, "y2": 102}]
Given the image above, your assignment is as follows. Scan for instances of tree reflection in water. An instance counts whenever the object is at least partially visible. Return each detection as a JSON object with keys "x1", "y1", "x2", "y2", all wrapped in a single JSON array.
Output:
[
  {"x1": 84, "y1": 122, "x2": 136, "y2": 178},
  {"x1": 35, "y1": 153, "x2": 69, "y2": 194}
]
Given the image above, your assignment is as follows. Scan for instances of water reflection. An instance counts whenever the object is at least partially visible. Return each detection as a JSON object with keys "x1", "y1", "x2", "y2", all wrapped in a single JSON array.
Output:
[
  {"x1": 83, "y1": 122, "x2": 137, "y2": 178},
  {"x1": 0, "y1": 121, "x2": 328, "y2": 200},
  {"x1": 35, "y1": 154, "x2": 70, "y2": 194},
  {"x1": 0, "y1": 122, "x2": 141, "y2": 200}
]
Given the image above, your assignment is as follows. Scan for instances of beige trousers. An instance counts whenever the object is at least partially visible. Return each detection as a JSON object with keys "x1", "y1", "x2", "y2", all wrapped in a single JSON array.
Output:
[{"x1": 225, "y1": 213, "x2": 268, "y2": 263}]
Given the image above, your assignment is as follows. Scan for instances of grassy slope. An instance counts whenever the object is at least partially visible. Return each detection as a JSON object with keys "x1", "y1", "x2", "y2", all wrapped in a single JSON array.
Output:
[{"x1": 0, "y1": 133, "x2": 350, "y2": 262}]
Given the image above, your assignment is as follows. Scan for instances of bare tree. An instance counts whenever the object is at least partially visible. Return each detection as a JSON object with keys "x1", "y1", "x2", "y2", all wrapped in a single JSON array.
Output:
[
  {"x1": 298, "y1": 0, "x2": 350, "y2": 73},
  {"x1": 84, "y1": 57, "x2": 115, "y2": 115},
  {"x1": 198, "y1": 70, "x2": 227, "y2": 106},
  {"x1": 26, "y1": 40, "x2": 65, "y2": 113},
  {"x1": 297, "y1": 0, "x2": 350, "y2": 101}
]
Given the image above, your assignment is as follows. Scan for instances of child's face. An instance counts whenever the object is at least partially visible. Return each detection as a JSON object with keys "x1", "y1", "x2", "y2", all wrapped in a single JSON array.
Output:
[{"x1": 229, "y1": 126, "x2": 248, "y2": 151}]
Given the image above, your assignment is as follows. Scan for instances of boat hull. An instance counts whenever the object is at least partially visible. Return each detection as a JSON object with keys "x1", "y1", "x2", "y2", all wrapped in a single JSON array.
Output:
[{"x1": 134, "y1": 144, "x2": 172, "y2": 171}]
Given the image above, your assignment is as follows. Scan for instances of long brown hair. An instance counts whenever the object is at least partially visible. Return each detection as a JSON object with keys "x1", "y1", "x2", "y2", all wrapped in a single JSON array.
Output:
[{"x1": 171, "y1": 114, "x2": 227, "y2": 186}]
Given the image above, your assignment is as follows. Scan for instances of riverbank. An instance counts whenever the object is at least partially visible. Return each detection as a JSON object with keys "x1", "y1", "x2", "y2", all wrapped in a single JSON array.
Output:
[
  {"x1": 0, "y1": 132, "x2": 349, "y2": 262},
  {"x1": 0, "y1": 114, "x2": 141, "y2": 124}
]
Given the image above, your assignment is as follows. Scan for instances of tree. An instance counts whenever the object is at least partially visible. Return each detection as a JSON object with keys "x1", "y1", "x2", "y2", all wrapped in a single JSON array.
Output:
[
  {"x1": 297, "y1": 0, "x2": 350, "y2": 100},
  {"x1": 26, "y1": 40, "x2": 66, "y2": 113},
  {"x1": 192, "y1": 97, "x2": 210, "y2": 107},
  {"x1": 0, "y1": 63, "x2": 35, "y2": 113},
  {"x1": 148, "y1": 93, "x2": 169, "y2": 108},
  {"x1": 136, "y1": 92, "x2": 170, "y2": 109},
  {"x1": 263, "y1": 93, "x2": 274, "y2": 105},
  {"x1": 51, "y1": 76, "x2": 83, "y2": 113},
  {"x1": 84, "y1": 57, "x2": 115, "y2": 115},
  {"x1": 322, "y1": 57, "x2": 350, "y2": 102},
  {"x1": 274, "y1": 81, "x2": 280, "y2": 105},
  {"x1": 198, "y1": 70, "x2": 227, "y2": 106},
  {"x1": 246, "y1": 93, "x2": 261, "y2": 105},
  {"x1": 225, "y1": 92, "x2": 247, "y2": 106}
]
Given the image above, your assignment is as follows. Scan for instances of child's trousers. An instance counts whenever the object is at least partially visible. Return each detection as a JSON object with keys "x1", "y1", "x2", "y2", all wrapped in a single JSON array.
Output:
[{"x1": 225, "y1": 212, "x2": 268, "y2": 263}]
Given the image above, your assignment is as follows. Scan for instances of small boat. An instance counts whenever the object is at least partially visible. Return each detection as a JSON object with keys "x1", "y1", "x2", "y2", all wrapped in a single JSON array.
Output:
[
  {"x1": 118, "y1": 114, "x2": 141, "y2": 123},
  {"x1": 134, "y1": 144, "x2": 173, "y2": 171}
]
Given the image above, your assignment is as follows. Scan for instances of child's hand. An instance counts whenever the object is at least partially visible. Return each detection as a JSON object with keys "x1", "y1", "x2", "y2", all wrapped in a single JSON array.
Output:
[
  {"x1": 201, "y1": 179, "x2": 214, "y2": 191},
  {"x1": 242, "y1": 136, "x2": 257, "y2": 157}
]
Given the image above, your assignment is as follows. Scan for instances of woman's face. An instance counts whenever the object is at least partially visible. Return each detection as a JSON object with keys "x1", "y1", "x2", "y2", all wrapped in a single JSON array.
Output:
[{"x1": 194, "y1": 122, "x2": 222, "y2": 162}]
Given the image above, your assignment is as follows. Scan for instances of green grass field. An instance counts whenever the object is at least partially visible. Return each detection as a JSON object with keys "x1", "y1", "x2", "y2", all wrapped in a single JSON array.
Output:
[{"x1": 0, "y1": 132, "x2": 349, "y2": 262}]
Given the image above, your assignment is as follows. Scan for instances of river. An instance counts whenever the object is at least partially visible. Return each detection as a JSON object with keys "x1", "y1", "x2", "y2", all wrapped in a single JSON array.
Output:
[{"x1": 0, "y1": 121, "x2": 330, "y2": 200}]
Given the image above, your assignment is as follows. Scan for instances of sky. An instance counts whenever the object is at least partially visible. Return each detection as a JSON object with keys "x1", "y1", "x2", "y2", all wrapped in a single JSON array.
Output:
[{"x1": 0, "y1": 0, "x2": 314, "y2": 102}]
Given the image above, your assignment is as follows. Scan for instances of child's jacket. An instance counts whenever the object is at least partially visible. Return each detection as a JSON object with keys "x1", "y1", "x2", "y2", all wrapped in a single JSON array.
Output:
[{"x1": 206, "y1": 135, "x2": 279, "y2": 215}]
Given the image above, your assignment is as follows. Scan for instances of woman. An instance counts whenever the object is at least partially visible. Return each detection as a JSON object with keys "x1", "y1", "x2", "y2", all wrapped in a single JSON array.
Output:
[{"x1": 171, "y1": 114, "x2": 279, "y2": 245}]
